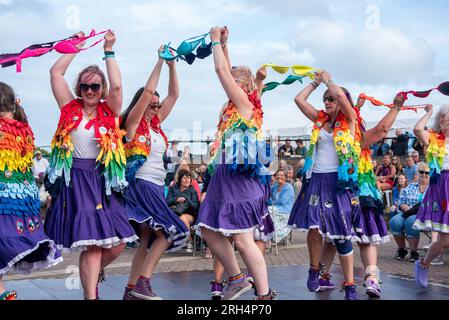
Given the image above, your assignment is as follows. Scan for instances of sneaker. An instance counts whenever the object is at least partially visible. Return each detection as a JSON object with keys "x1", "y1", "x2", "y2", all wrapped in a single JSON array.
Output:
[
  {"x1": 307, "y1": 268, "x2": 320, "y2": 292},
  {"x1": 254, "y1": 289, "x2": 277, "y2": 300},
  {"x1": 123, "y1": 287, "x2": 141, "y2": 300},
  {"x1": 318, "y1": 276, "x2": 336, "y2": 291},
  {"x1": 414, "y1": 260, "x2": 429, "y2": 288},
  {"x1": 395, "y1": 248, "x2": 408, "y2": 260},
  {"x1": 423, "y1": 243, "x2": 431, "y2": 250},
  {"x1": 365, "y1": 279, "x2": 381, "y2": 298},
  {"x1": 430, "y1": 254, "x2": 444, "y2": 266},
  {"x1": 210, "y1": 280, "x2": 224, "y2": 300},
  {"x1": 186, "y1": 241, "x2": 193, "y2": 253},
  {"x1": 130, "y1": 277, "x2": 163, "y2": 300},
  {"x1": 0, "y1": 290, "x2": 17, "y2": 301},
  {"x1": 246, "y1": 274, "x2": 256, "y2": 294},
  {"x1": 343, "y1": 284, "x2": 359, "y2": 300},
  {"x1": 409, "y1": 251, "x2": 420, "y2": 262},
  {"x1": 223, "y1": 279, "x2": 252, "y2": 300}
]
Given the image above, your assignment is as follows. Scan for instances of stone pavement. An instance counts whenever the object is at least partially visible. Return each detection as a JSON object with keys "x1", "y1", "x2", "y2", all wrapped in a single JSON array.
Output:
[{"x1": 4, "y1": 230, "x2": 449, "y2": 300}]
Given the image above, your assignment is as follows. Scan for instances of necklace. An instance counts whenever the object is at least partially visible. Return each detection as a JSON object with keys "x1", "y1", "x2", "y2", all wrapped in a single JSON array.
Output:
[{"x1": 83, "y1": 107, "x2": 97, "y2": 120}]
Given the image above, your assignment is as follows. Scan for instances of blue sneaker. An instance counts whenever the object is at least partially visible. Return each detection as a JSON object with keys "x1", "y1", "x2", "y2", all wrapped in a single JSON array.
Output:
[
  {"x1": 307, "y1": 268, "x2": 320, "y2": 292},
  {"x1": 414, "y1": 260, "x2": 429, "y2": 288},
  {"x1": 318, "y1": 276, "x2": 336, "y2": 291},
  {"x1": 365, "y1": 279, "x2": 381, "y2": 298},
  {"x1": 343, "y1": 284, "x2": 359, "y2": 300}
]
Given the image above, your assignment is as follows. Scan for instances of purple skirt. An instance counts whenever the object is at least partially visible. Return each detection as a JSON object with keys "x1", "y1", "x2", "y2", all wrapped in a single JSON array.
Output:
[
  {"x1": 288, "y1": 172, "x2": 362, "y2": 241},
  {"x1": 0, "y1": 214, "x2": 62, "y2": 275},
  {"x1": 353, "y1": 207, "x2": 390, "y2": 245},
  {"x1": 124, "y1": 179, "x2": 189, "y2": 253},
  {"x1": 44, "y1": 158, "x2": 138, "y2": 252},
  {"x1": 254, "y1": 213, "x2": 275, "y2": 242},
  {"x1": 195, "y1": 164, "x2": 269, "y2": 237},
  {"x1": 414, "y1": 170, "x2": 449, "y2": 233}
]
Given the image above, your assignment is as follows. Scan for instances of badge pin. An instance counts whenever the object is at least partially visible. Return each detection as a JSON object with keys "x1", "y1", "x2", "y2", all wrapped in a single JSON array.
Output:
[{"x1": 99, "y1": 127, "x2": 107, "y2": 135}]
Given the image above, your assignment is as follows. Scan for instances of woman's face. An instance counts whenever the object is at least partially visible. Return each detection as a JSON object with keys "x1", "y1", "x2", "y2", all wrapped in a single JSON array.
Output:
[
  {"x1": 0, "y1": 111, "x2": 14, "y2": 120},
  {"x1": 323, "y1": 93, "x2": 338, "y2": 115},
  {"x1": 181, "y1": 175, "x2": 191, "y2": 188},
  {"x1": 276, "y1": 171, "x2": 286, "y2": 185},
  {"x1": 383, "y1": 156, "x2": 391, "y2": 166},
  {"x1": 144, "y1": 95, "x2": 161, "y2": 120},
  {"x1": 392, "y1": 157, "x2": 398, "y2": 165},
  {"x1": 397, "y1": 175, "x2": 406, "y2": 186},
  {"x1": 418, "y1": 167, "x2": 430, "y2": 186},
  {"x1": 80, "y1": 73, "x2": 103, "y2": 106},
  {"x1": 231, "y1": 69, "x2": 246, "y2": 90}
]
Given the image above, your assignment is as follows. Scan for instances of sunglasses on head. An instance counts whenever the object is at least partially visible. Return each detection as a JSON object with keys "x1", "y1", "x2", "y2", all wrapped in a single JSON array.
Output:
[
  {"x1": 323, "y1": 96, "x2": 335, "y2": 103},
  {"x1": 149, "y1": 103, "x2": 162, "y2": 110},
  {"x1": 80, "y1": 83, "x2": 101, "y2": 93},
  {"x1": 419, "y1": 170, "x2": 430, "y2": 175}
]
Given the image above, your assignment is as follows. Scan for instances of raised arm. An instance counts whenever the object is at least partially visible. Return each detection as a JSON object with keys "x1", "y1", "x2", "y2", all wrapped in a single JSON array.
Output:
[
  {"x1": 125, "y1": 48, "x2": 164, "y2": 140},
  {"x1": 293, "y1": 73, "x2": 322, "y2": 122},
  {"x1": 158, "y1": 56, "x2": 179, "y2": 123},
  {"x1": 210, "y1": 26, "x2": 253, "y2": 120},
  {"x1": 220, "y1": 26, "x2": 231, "y2": 72},
  {"x1": 49, "y1": 32, "x2": 84, "y2": 109},
  {"x1": 255, "y1": 66, "x2": 267, "y2": 97},
  {"x1": 321, "y1": 71, "x2": 357, "y2": 126},
  {"x1": 103, "y1": 30, "x2": 122, "y2": 116},
  {"x1": 363, "y1": 94, "x2": 404, "y2": 148},
  {"x1": 413, "y1": 104, "x2": 433, "y2": 147}
]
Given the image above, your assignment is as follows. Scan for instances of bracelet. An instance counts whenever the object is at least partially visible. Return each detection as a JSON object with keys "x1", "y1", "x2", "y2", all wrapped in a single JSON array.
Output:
[
  {"x1": 103, "y1": 51, "x2": 115, "y2": 60},
  {"x1": 212, "y1": 41, "x2": 221, "y2": 47},
  {"x1": 393, "y1": 105, "x2": 402, "y2": 112},
  {"x1": 311, "y1": 81, "x2": 318, "y2": 89},
  {"x1": 323, "y1": 79, "x2": 332, "y2": 85}
]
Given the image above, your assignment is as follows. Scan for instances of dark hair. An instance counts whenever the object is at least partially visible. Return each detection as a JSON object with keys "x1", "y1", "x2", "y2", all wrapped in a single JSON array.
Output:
[
  {"x1": 0, "y1": 82, "x2": 28, "y2": 123},
  {"x1": 120, "y1": 87, "x2": 160, "y2": 131},
  {"x1": 74, "y1": 65, "x2": 108, "y2": 99},
  {"x1": 177, "y1": 169, "x2": 192, "y2": 186},
  {"x1": 323, "y1": 87, "x2": 354, "y2": 108}
]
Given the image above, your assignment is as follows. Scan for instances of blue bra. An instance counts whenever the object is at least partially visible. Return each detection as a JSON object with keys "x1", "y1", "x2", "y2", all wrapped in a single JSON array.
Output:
[{"x1": 159, "y1": 32, "x2": 213, "y2": 65}]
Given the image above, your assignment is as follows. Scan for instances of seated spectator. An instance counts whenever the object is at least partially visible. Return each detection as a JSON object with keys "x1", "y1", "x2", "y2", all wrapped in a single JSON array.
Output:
[
  {"x1": 391, "y1": 156, "x2": 403, "y2": 176},
  {"x1": 389, "y1": 163, "x2": 430, "y2": 262},
  {"x1": 410, "y1": 150, "x2": 421, "y2": 165},
  {"x1": 403, "y1": 156, "x2": 418, "y2": 183},
  {"x1": 389, "y1": 174, "x2": 408, "y2": 217},
  {"x1": 373, "y1": 139, "x2": 390, "y2": 157},
  {"x1": 172, "y1": 161, "x2": 201, "y2": 199},
  {"x1": 167, "y1": 169, "x2": 200, "y2": 253},
  {"x1": 372, "y1": 159, "x2": 378, "y2": 173},
  {"x1": 285, "y1": 165, "x2": 301, "y2": 197},
  {"x1": 390, "y1": 129, "x2": 409, "y2": 157},
  {"x1": 412, "y1": 133, "x2": 425, "y2": 157},
  {"x1": 278, "y1": 159, "x2": 287, "y2": 171},
  {"x1": 375, "y1": 155, "x2": 396, "y2": 191},
  {"x1": 269, "y1": 169, "x2": 295, "y2": 242},
  {"x1": 278, "y1": 139, "x2": 294, "y2": 157},
  {"x1": 295, "y1": 139, "x2": 308, "y2": 158}
]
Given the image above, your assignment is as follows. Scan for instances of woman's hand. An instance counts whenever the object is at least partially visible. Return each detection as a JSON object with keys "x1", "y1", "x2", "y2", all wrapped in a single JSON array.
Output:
[
  {"x1": 321, "y1": 70, "x2": 332, "y2": 84},
  {"x1": 425, "y1": 104, "x2": 433, "y2": 114},
  {"x1": 210, "y1": 26, "x2": 221, "y2": 42},
  {"x1": 103, "y1": 29, "x2": 116, "y2": 51},
  {"x1": 393, "y1": 93, "x2": 405, "y2": 107},
  {"x1": 73, "y1": 31, "x2": 86, "y2": 50},
  {"x1": 176, "y1": 197, "x2": 186, "y2": 203},
  {"x1": 220, "y1": 26, "x2": 229, "y2": 44}
]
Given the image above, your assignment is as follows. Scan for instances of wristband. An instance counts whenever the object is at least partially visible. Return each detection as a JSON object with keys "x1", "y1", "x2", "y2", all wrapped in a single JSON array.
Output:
[
  {"x1": 212, "y1": 41, "x2": 221, "y2": 47},
  {"x1": 103, "y1": 51, "x2": 115, "y2": 60}
]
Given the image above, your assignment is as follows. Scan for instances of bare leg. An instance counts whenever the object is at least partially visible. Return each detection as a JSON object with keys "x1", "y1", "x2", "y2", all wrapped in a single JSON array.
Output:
[
  {"x1": 407, "y1": 237, "x2": 420, "y2": 252},
  {"x1": 359, "y1": 243, "x2": 379, "y2": 282},
  {"x1": 320, "y1": 240, "x2": 337, "y2": 273},
  {"x1": 307, "y1": 229, "x2": 323, "y2": 268},
  {"x1": 201, "y1": 228, "x2": 241, "y2": 276},
  {"x1": 393, "y1": 235, "x2": 406, "y2": 249},
  {"x1": 140, "y1": 230, "x2": 170, "y2": 278},
  {"x1": 100, "y1": 244, "x2": 125, "y2": 270},
  {"x1": 233, "y1": 233, "x2": 269, "y2": 295},
  {"x1": 423, "y1": 233, "x2": 449, "y2": 265},
  {"x1": 0, "y1": 278, "x2": 5, "y2": 294},
  {"x1": 213, "y1": 258, "x2": 226, "y2": 282},
  {"x1": 79, "y1": 246, "x2": 102, "y2": 299},
  {"x1": 338, "y1": 254, "x2": 354, "y2": 284},
  {"x1": 127, "y1": 225, "x2": 151, "y2": 286}
]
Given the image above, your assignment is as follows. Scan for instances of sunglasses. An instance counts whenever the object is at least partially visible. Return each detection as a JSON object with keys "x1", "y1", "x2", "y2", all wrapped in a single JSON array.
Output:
[
  {"x1": 419, "y1": 170, "x2": 430, "y2": 175},
  {"x1": 323, "y1": 96, "x2": 335, "y2": 103},
  {"x1": 80, "y1": 83, "x2": 101, "y2": 94},
  {"x1": 149, "y1": 103, "x2": 162, "y2": 110}
]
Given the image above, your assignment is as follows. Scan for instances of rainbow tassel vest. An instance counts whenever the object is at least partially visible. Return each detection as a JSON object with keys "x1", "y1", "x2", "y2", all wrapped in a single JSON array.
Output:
[
  {"x1": 427, "y1": 131, "x2": 448, "y2": 184},
  {"x1": 47, "y1": 99, "x2": 127, "y2": 195},
  {"x1": 124, "y1": 116, "x2": 168, "y2": 181},
  {"x1": 0, "y1": 118, "x2": 40, "y2": 217},
  {"x1": 303, "y1": 111, "x2": 361, "y2": 192},
  {"x1": 207, "y1": 90, "x2": 271, "y2": 185}
]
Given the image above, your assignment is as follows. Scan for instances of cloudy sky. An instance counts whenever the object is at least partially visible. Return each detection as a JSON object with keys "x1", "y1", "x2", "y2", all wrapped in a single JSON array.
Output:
[{"x1": 0, "y1": 0, "x2": 448, "y2": 149}]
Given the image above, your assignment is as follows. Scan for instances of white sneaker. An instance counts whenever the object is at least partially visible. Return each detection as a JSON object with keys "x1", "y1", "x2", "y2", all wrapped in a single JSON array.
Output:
[
  {"x1": 186, "y1": 241, "x2": 193, "y2": 253},
  {"x1": 423, "y1": 243, "x2": 431, "y2": 250},
  {"x1": 430, "y1": 254, "x2": 444, "y2": 266}
]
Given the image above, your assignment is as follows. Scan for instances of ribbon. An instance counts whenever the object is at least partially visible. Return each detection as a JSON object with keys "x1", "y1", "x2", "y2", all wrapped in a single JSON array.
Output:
[{"x1": 358, "y1": 93, "x2": 428, "y2": 112}]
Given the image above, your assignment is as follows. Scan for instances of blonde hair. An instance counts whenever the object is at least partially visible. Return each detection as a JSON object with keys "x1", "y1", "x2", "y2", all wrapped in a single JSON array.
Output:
[
  {"x1": 418, "y1": 162, "x2": 430, "y2": 172},
  {"x1": 232, "y1": 66, "x2": 257, "y2": 94},
  {"x1": 433, "y1": 105, "x2": 449, "y2": 133}
]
